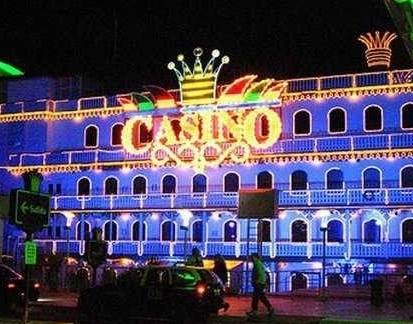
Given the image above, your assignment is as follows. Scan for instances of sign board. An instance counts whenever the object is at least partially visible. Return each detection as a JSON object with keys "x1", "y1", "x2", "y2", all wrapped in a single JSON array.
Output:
[
  {"x1": 238, "y1": 189, "x2": 277, "y2": 219},
  {"x1": 24, "y1": 241, "x2": 37, "y2": 265},
  {"x1": 9, "y1": 189, "x2": 50, "y2": 233}
]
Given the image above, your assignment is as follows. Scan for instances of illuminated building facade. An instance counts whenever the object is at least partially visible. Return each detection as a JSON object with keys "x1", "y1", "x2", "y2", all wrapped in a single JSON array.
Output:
[{"x1": 1, "y1": 46, "x2": 413, "y2": 291}]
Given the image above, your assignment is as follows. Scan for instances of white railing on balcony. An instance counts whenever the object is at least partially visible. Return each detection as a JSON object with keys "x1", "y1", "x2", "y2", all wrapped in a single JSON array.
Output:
[{"x1": 51, "y1": 188, "x2": 413, "y2": 211}]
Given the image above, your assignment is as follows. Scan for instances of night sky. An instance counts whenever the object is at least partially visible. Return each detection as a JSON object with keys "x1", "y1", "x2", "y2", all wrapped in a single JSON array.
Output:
[{"x1": 0, "y1": 0, "x2": 411, "y2": 94}]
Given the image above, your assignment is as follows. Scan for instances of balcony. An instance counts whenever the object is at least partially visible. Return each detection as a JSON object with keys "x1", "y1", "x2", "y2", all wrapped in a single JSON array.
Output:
[
  {"x1": 31, "y1": 239, "x2": 413, "y2": 260},
  {"x1": 9, "y1": 131, "x2": 413, "y2": 169},
  {"x1": 51, "y1": 187, "x2": 413, "y2": 212}
]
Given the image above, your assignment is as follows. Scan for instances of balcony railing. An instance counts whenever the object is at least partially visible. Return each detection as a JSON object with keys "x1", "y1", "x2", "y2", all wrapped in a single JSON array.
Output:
[
  {"x1": 50, "y1": 188, "x2": 413, "y2": 211},
  {"x1": 29, "y1": 239, "x2": 413, "y2": 260},
  {"x1": 9, "y1": 132, "x2": 413, "y2": 168}
]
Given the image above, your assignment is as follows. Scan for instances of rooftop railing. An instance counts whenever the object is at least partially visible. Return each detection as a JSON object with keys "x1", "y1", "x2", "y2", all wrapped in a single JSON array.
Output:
[{"x1": 1, "y1": 69, "x2": 413, "y2": 115}]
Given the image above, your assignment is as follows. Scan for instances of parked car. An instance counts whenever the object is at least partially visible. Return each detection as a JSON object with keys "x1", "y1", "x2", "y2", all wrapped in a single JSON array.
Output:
[
  {"x1": 0, "y1": 264, "x2": 40, "y2": 313},
  {"x1": 77, "y1": 264, "x2": 227, "y2": 323}
]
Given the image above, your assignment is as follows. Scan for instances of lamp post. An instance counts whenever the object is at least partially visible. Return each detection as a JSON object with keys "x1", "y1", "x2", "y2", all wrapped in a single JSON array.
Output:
[{"x1": 320, "y1": 226, "x2": 327, "y2": 301}]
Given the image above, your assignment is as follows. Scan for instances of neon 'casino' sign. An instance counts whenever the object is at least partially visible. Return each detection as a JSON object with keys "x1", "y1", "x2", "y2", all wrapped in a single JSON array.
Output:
[{"x1": 121, "y1": 48, "x2": 284, "y2": 171}]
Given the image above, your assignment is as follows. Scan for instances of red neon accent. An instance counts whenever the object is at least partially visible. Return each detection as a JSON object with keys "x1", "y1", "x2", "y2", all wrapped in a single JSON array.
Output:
[
  {"x1": 262, "y1": 82, "x2": 288, "y2": 101},
  {"x1": 218, "y1": 75, "x2": 258, "y2": 102},
  {"x1": 143, "y1": 85, "x2": 176, "y2": 108}
]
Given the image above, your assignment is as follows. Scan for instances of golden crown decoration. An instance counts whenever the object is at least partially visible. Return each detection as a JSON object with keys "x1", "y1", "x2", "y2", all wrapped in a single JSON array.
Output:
[
  {"x1": 358, "y1": 31, "x2": 397, "y2": 68},
  {"x1": 168, "y1": 47, "x2": 229, "y2": 106}
]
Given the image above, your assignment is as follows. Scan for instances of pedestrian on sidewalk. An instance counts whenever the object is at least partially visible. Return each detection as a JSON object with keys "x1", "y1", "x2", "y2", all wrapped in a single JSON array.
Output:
[
  {"x1": 213, "y1": 254, "x2": 228, "y2": 287},
  {"x1": 185, "y1": 247, "x2": 204, "y2": 267},
  {"x1": 246, "y1": 253, "x2": 274, "y2": 318}
]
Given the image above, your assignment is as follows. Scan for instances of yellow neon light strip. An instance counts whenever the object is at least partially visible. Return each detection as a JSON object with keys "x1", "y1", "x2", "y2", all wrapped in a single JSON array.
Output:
[{"x1": 181, "y1": 80, "x2": 215, "y2": 90}]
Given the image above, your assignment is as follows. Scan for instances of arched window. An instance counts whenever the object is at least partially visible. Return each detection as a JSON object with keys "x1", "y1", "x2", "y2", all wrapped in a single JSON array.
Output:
[
  {"x1": 402, "y1": 219, "x2": 413, "y2": 243},
  {"x1": 363, "y1": 168, "x2": 381, "y2": 189},
  {"x1": 294, "y1": 110, "x2": 311, "y2": 135},
  {"x1": 111, "y1": 124, "x2": 123, "y2": 146},
  {"x1": 192, "y1": 220, "x2": 203, "y2": 242},
  {"x1": 261, "y1": 220, "x2": 271, "y2": 242},
  {"x1": 132, "y1": 176, "x2": 147, "y2": 194},
  {"x1": 364, "y1": 219, "x2": 381, "y2": 244},
  {"x1": 328, "y1": 108, "x2": 346, "y2": 133},
  {"x1": 104, "y1": 177, "x2": 118, "y2": 195},
  {"x1": 291, "y1": 220, "x2": 307, "y2": 242},
  {"x1": 327, "y1": 220, "x2": 343, "y2": 243},
  {"x1": 77, "y1": 177, "x2": 91, "y2": 196},
  {"x1": 132, "y1": 221, "x2": 146, "y2": 241},
  {"x1": 224, "y1": 173, "x2": 239, "y2": 192},
  {"x1": 401, "y1": 103, "x2": 413, "y2": 129},
  {"x1": 257, "y1": 171, "x2": 273, "y2": 189},
  {"x1": 224, "y1": 220, "x2": 237, "y2": 242},
  {"x1": 76, "y1": 221, "x2": 90, "y2": 241},
  {"x1": 104, "y1": 221, "x2": 118, "y2": 241},
  {"x1": 161, "y1": 221, "x2": 176, "y2": 241},
  {"x1": 401, "y1": 166, "x2": 413, "y2": 188},
  {"x1": 364, "y1": 106, "x2": 382, "y2": 131},
  {"x1": 291, "y1": 273, "x2": 307, "y2": 290},
  {"x1": 291, "y1": 171, "x2": 308, "y2": 190},
  {"x1": 162, "y1": 175, "x2": 176, "y2": 194},
  {"x1": 84, "y1": 125, "x2": 98, "y2": 147},
  {"x1": 192, "y1": 174, "x2": 207, "y2": 193},
  {"x1": 326, "y1": 169, "x2": 344, "y2": 190}
]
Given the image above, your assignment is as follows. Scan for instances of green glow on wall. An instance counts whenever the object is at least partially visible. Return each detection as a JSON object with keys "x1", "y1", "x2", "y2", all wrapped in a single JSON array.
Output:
[
  {"x1": 244, "y1": 92, "x2": 262, "y2": 102},
  {"x1": 0, "y1": 61, "x2": 24, "y2": 76},
  {"x1": 138, "y1": 101, "x2": 155, "y2": 111}
]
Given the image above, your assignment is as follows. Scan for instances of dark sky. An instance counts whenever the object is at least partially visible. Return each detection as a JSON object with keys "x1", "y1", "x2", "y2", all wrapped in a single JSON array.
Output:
[{"x1": 0, "y1": 0, "x2": 411, "y2": 94}]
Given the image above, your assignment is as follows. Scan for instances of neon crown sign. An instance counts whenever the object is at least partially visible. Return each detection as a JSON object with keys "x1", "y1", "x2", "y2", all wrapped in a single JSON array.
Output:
[
  {"x1": 121, "y1": 48, "x2": 285, "y2": 171},
  {"x1": 168, "y1": 47, "x2": 229, "y2": 106}
]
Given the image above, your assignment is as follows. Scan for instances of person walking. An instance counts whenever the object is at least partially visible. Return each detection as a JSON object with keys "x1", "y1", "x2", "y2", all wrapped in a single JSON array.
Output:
[
  {"x1": 213, "y1": 254, "x2": 228, "y2": 286},
  {"x1": 246, "y1": 253, "x2": 274, "y2": 318},
  {"x1": 185, "y1": 247, "x2": 204, "y2": 267}
]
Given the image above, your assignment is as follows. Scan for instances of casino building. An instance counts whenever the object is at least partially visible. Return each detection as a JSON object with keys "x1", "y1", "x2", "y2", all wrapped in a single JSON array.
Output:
[{"x1": 1, "y1": 33, "x2": 413, "y2": 291}]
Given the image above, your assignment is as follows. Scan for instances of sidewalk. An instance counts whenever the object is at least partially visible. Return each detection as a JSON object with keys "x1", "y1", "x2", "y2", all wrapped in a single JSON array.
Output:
[{"x1": 21, "y1": 290, "x2": 413, "y2": 323}]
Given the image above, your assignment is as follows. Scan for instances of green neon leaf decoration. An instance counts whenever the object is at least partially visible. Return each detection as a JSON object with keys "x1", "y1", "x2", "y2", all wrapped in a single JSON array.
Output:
[{"x1": 0, "y1": 61, "x2": 24, "y2": 76}]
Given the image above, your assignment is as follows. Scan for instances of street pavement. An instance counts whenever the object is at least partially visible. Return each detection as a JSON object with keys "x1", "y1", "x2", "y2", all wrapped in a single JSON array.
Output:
[{"x1": 3, "y1": 290, "x2": 413, "y2": 323}]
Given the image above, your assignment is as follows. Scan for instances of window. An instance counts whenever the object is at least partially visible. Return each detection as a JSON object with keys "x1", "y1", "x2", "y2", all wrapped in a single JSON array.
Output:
[
  {"x1": 401, "y1": 104, "x2": 413, "y2": 129},
  {"x1": 76, "y1": 221, "x2": 91, "y2": 241},
  {"x1": 326, "y1": 169, "x2": 344, "y2": 189},
  {"x1": 291, "y1": 220, "x2": 307, "y2": 242},
  {"x1": 192, "y1": 220, "x2": 203, "y2": 242},
  {"x1": 364, "y1": 219, "x2": 381, "y2": 244},
  {"x1": 132, "y1": 176, "x2": 147, "y2": 194},
  {"x1": 84, "y1": 125, "x2": 98, "y2": 147},
  {"x1": 162, "y1": 175, "x2": 176, "y2": 194},
  {"x1": 260, "y1": 220, "x2": 271, "y2": 242},
  {"x1": 104, "y1": 221, "x2": 118, "y2": 241},
  {"x1": 257, "y1": 171, "x2": 273, "y2": 189},
  {"x1": 56, "y1": 184, "x2": 62, "y2": 195},
  {"x1": 161, "y1": 221, "x2": 176, "y2": 241},
  {"x1": 77, "y1": 178, "x2": 91, "y2": 196},
  {"x1": 328, "y1": 108, "x2": 346, "y2": 133},
  {"x1": 104, "y1": 177, "x2": 118, "y2": 195},
  {"x1": 327, "y1": 220, "x2": 343, "y2": 243},
  {"x1": 132, "y1": 221, "x2": 147, "y2": 241},
  {"x1": 363, "y1": 168, "x2": 381, "y2": 189},
  {"x1": 294, "y1": 110, "x2": 311, "y2": 135},
  {"x1": 111, "y1": 124, "x2": 123, "y2": 146},
  {"x1": 192, "y1": 174, "x2": 207, "y2": 193},
  {"x1": 291, "y1": 171, "x2": 308, "y2": 190},
  {"x1": 401, "y1": 166, "x2": 413, "y2": 188},
  {"x1": 402, "y1": 219, "x2": 413, "y2": 243},
  {"x1": 48, "y1": 184, "x2": 54, "y2": 195},
  {"x1": 224, "y1": 220, "x2": 237, "y2": 242},
  {"x1": 224, "y1": 173, "x2": 239, "y2": 192},
  {"x1": 291, "y1": 273, "x2": 307, "y2": 290},
  {"x1": 364, "y1": 106, "x2": 382, "y2": 131},
  {"x1": 55, "y1": 226, "x2": 62, "y2": 238}
]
